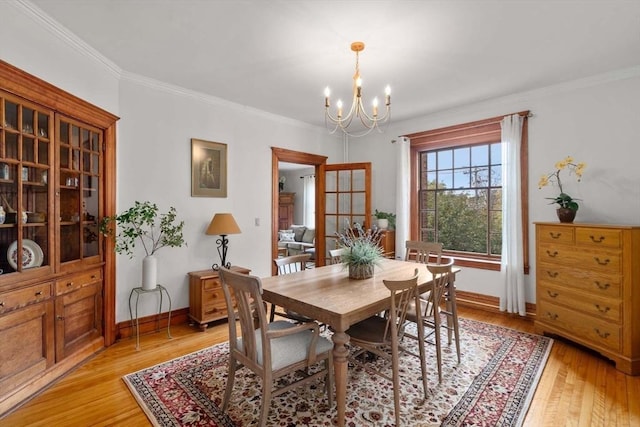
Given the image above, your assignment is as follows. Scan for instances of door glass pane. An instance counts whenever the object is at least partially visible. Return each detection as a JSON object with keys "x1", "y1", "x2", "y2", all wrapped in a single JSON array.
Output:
[
  {"x1": 352, "y1": 193, "x2": 366, "y2": 214},
  {"x1": 352, "y1": 170, "x2": 365, "y2": 191},
  {"x1": 338, "y1": 193, "x2": 351, "y2": 214},
  {"x1": 338, "y1": 170, "x2": 350, "y2": 191},
  {"x1": 325, "y1": 193, "x2": 336, "y2": 214},
  {"x1": 325, "y1": 171, "x2": 337, "y2": 192}
]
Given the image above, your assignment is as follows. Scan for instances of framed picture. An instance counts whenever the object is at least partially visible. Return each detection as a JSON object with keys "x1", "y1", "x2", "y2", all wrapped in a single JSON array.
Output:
[{"x1": 191, "y1": 138, "x2": 227, "y2": 197}]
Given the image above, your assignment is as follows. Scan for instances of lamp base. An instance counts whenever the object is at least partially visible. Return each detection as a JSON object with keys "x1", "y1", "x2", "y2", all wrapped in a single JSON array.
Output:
[{"x1": 211, "y1": 261, "x2": 232, "y2": 271}]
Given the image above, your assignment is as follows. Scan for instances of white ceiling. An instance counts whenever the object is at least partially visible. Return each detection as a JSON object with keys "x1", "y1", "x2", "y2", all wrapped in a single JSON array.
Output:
[{"x1": 30, "y1": 0, "x2": 640, "y2": 129}]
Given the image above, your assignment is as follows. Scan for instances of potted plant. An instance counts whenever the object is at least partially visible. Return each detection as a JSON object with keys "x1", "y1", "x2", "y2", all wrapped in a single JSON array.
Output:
[
  {"x1": 335, "y1": 222, "x2": 384, "y2": 279},
  {"x1": 374, "y1": 209, "x2": 396, "y2": 230},
  {"x1": 100, "y1": 201, "x2": 186, "y2": 290},
  {"x1": 538, "y1": 156, "x2": 586, "y2": 223}
]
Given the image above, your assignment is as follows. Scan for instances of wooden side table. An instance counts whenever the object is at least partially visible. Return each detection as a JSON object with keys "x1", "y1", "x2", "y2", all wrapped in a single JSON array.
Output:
[{"x1": 188, "y1": 266, "x2": 251, "y2": 330}]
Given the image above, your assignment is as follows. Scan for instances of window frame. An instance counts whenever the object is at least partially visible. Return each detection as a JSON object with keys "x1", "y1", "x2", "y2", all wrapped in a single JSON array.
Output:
[{"x1": 406, "y1": 112, "x2": 530, "y2": 273}]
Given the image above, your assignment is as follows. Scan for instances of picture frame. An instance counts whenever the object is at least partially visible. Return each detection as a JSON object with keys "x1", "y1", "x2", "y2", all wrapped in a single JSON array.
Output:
[{"x1": 191, "y1": 138, "x2": 227, "y2": 197}]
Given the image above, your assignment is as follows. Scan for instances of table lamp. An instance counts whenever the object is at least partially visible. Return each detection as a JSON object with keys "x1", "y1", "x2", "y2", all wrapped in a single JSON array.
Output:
[{"x1": 206, "y1": 213, "x2": 241, "y2": 270}]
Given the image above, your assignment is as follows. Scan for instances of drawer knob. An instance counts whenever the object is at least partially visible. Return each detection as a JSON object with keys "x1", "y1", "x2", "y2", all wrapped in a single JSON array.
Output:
[
  {"x1": 594, "y1": 281, "x2": 610, "y2": 290},
  {"x1": 0, "y1": 301, "x2": 4, "y2": 307},
  {"x1": 546, "y1": 250, "x2": 558, "y2": 258},
  {"x1": 56, "y1": 315, "x2": 65, "y2": 320},
  {"x1": 593, "y1": 257, "x2": 610, "y2": 266},
  {"x1": 546, "y1": 271, "x2": 559, "y2": 278},
  {"x1": 546, "y1": 290, "x2": 559, "y2": 298},
  {"x1": 594, "y1": 328, "x2": 610, "y2": 339},
  {"x1": 594, "y1": 304, "x2": 610, "y2": 314},
  {"x1": 66, "y1": 282, "x2": 74, "y2": 287},
  {"x1": 545, "y1": 312, "x2": 558, "y2": 320},
  {"x1": 35, "y1": 290, "x2": 43, "y2": 296},
  {"x1": 549, "y1": 232, "x2": 562, "y2": 239},
  {"x1": 590, "y1": 235, "x2": 605, "y2": 243}
]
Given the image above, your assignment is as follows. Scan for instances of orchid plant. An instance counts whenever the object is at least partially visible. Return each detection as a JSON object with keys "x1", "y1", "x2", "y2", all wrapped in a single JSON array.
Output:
[{"x1": 538, "y1": 156, "x2": 586, "y2": 211}]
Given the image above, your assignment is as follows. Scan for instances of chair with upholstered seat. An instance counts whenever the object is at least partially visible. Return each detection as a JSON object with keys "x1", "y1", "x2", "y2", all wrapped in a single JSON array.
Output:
[
  {"x1": 346, "y1": 268, "x2": 428, "y2": 426},
  {"x1": 403, "y1": 257, "x2": 458, "y2": 383},
  {"x1": 329, "y1": 247, "x2": 349, "y2": 264},
  {"x1": 269, "y1": 253, "x2": 314, "y2": 323},
  {"x1": 405, "y1": 240, "x2": 443, "y2": 264},
  {"x1": 218, "y1": 267, "x2": 333, "y2": 427}
]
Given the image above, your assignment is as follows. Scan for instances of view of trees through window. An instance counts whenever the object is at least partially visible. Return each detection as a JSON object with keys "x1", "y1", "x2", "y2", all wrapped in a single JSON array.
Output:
[{"x1": 419, "y1": 142, "x2": 502, "y2": 257}]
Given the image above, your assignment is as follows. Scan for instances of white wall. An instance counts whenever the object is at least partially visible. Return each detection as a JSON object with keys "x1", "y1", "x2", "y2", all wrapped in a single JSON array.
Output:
[{"x1": 348, "y1": 70, "x2": 640, "y2": 304}]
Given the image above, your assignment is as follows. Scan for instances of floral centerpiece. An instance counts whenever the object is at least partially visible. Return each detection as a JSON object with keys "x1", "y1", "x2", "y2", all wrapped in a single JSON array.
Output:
[
  {"x1": 335, "y1": 222, "x2": 384, "y2": 279},
  {"x1": 538, "y1": 156, "x2": 586, "y2": 223}
]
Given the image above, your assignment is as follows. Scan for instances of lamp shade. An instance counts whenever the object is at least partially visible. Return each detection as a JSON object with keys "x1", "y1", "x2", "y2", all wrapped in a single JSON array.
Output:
[{"x1": 206, "y1": 213, "x2": 241, "y2": 235}]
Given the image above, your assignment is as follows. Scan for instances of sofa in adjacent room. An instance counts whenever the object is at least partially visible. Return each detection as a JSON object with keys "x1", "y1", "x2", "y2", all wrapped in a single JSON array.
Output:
[{"x1": 278, "y1": 225, "x2": 315, "y2": 260}]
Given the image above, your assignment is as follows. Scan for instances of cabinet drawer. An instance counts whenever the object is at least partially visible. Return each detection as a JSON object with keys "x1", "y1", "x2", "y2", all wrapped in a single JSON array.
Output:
[
  {"x1": 537, "y1": 263, "x2": 621, "y2": 298},
  {"x1": 537, "y1": 225, "x2": 574, "y2": 245},
  {"x1": 0, "y1": 282, "x2": 52, "y2": 314},
  {"x1": 538, "y1": 284, "x2": 621, "y2": 323},
  {"x1": 538, "y1": 300, "x2": 621, "y2": 352},
  {"x1": 55, "y1": 269, "x2": 102, "y2": 296},
  {"x1": 576, "y1": 227, "x2": 621, "y2": 249},
  {"x1": 538, "y1": 243, "x2": 621, "y2": 273}
]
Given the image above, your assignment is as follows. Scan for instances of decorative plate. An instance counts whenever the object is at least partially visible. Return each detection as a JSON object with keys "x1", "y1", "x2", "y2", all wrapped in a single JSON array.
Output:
[{"x1": 7, "y1": 239, "x2": 44, "y2": 270}]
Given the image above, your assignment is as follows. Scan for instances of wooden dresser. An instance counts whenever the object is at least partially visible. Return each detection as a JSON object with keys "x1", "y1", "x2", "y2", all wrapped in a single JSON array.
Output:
[
  {"x1": 188, "y1": 266, "x2": 250, "y2": 330},
  {"x1": 379, "y1": 230, "x2": 396, "y2": 258},
  {"x1": 278, "y1": 192, "x2": 295, "y2": 230},
  {"x1": 534, "y1": 222, "x2": 640, "y2": 375}
]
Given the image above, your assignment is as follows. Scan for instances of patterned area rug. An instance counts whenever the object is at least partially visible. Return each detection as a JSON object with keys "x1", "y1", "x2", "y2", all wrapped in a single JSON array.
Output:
[{"x1": 123, "y1": 318, "x2": 552, "y2": 426}]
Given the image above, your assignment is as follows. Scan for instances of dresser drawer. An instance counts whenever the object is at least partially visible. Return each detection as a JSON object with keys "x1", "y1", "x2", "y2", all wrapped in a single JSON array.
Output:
[
  {"x1": 538, "y1": 300, "x2": 621, "y2": 352},
  {"x1": 55, "y1": 269, "x2": 102, "y2": 296},
  {"x1": 0, "y1": 282, "x2": 53, "y2": 314},
  {"x1": 537, "y1": 262, "x2": 621, "y2": 298},
  {"x1": 538, "y1": 284, "x2": 621, "y2": 323},
  {"x1": 575, "y1": 227, "x2": 621, "y2": 249},
  {"x1": 538, "y1": 243, "x2": 621, "y2": 273},
  {"x1": 537, "y1": 225, "x2": 574, "y2": 245}
]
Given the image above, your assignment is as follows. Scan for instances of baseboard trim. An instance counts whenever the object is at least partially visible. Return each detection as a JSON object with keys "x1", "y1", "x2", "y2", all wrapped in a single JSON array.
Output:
[
  {"x1": 116, "y1": 307, "x2": 190, "y2": 340},
  {"x1": 455, "y1": 290, "x2": 536, "y2": 318}
]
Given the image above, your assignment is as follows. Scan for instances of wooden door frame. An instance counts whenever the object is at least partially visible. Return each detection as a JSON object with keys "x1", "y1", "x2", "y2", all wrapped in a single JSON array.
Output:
[{"x1": 271, "y1": 147, "x2": 327, "y2": 275}]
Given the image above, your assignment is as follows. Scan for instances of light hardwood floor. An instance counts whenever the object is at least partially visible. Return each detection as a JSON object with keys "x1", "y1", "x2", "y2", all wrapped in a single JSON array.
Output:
[{"x1": 2, "y1": 306, "x2": 639, "y2": 426}]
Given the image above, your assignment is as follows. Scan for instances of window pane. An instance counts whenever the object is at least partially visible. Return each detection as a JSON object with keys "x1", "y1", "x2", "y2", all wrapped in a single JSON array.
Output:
[
  {"x1": 453, "y1": 168, "x2": 469, "y2": 189},
  {"x1": 438, "y1": 150, "x2": 452, "y2": 169},
  {"x1": 471, "y1": 145, "x2": 488, "y2": 165},
  {"x1": 453, "y1": 147, "x2": 469, "y2": 168},
  {"x1": 437, "y1": 170, "x2": 453, "y2": 189}
]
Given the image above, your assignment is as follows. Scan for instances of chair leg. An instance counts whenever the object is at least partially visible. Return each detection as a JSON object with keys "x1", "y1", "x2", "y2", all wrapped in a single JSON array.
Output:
[
  {"x1": 448, "y1": 289, "x2": 461, "y2": 363},
  {"x1": 390, "y1": 323, "x2": 401, "y2": 426},
  {"x1": 433, "y1": 308, "x2": 443, "y2": 383},
  {"x1": 269, "y1": 304, "x2": 276, "y2": 322},
  {"x1": 222, "y1": 357, "x2": 237, "y2": 411},
  {"x1": 259, "y1": 373, "x2": 273, "y2": 427},
  {"x1": 325, "y1": 355, "x2": 334, "y2": 407}
]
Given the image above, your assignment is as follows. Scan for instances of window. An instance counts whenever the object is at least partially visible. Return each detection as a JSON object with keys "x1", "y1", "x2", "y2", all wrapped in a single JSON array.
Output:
[
  {"x1": 420, "y1": 143, "x2": 502, "y2": 258},
  {"x1": 407, "y1": 113, "x2": 529, "y2": 272}
]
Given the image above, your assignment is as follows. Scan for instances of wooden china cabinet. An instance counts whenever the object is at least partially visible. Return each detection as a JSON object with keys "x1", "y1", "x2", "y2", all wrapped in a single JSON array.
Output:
[{"x1": 0, "y1": 61, "x2": 118, "y2": 415}]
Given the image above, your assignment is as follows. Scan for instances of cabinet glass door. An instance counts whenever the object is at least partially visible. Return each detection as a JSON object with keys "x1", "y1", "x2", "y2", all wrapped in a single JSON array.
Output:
[
  {"x1": 0, "y1": 93, "x2": 52, "y2": 275},
  {"x1": 57, "y1": 116, "x2": 102, "y2": 264}
]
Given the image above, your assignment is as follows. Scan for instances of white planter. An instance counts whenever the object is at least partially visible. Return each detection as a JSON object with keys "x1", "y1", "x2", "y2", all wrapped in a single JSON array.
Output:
[
  {"x1": 377, "y1": 218, "x2": 389, "y2": 230},
  {"x1": 142, "y1": 255, "x2": 157, "y2": 290}
]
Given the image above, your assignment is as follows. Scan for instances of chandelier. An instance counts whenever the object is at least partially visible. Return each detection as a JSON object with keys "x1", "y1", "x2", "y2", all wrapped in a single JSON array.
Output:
[{"x1": 324, "y1": 42, "x2": 391, "y2": 137}]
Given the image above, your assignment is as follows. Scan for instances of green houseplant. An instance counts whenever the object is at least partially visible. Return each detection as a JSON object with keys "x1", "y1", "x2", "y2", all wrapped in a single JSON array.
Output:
[
  {"x1": 335, "y1": 222, "x2": 384, "y2": 279},
  {"x1": 374, "y1": 209, "x2": 396, "y2": 230},
  {"x1": 100, "y1": 201, "x2": 186, "y2": 289}
]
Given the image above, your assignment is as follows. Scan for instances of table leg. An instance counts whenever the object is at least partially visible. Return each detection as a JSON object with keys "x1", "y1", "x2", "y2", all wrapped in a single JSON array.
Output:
[{"x1": 332, "y1": 330, "x2": 349, "y2": 427}]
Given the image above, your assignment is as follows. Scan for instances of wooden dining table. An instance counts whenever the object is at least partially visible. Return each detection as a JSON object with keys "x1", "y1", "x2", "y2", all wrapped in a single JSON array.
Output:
[{"x1": 261, "y1": 258, "x2": 459, "y2": 427}]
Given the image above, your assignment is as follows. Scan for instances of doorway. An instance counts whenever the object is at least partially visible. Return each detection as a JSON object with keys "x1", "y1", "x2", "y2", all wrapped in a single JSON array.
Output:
[{"x1": 271, "y1": 148, "x2": 327, "y2": 274}]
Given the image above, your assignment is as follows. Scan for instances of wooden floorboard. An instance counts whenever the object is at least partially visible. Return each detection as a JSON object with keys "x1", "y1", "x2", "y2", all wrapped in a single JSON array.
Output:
[{"x1": 2, "y1": 306, "x2": 639, "y2": 426}]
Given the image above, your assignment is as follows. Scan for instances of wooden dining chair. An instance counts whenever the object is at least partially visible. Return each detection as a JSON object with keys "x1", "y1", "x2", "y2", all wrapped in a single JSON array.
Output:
[
  {"x1": 329, "y1": 247, "x2": 349, "y2": 264},
  {"x1": 403, "y1": 257, "x2": 458, "y2": 383},
  {"x1": 269, "y1": 253, "x2": 314, "y2": 323},
  {"x1": 405, "y1": 240, "x2": 443, "y2": 264},
  {"x1": 218, "y1": 268, "x2": 333, "y2": 427},
  {"x1": 346, "y1": 268, "x2": 428, "y2": 426}
]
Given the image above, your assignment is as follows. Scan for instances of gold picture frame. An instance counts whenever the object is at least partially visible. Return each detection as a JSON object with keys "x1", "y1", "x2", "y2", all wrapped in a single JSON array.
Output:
[{"x1": 191, "y1": 138, "x2": 227, "y2": 197}]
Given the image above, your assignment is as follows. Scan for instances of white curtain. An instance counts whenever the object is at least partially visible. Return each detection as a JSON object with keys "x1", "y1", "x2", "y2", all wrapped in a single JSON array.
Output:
[
  {"x1": 303, "y1": 175, "x2": 315, "y2": 226},
  {"x1": 395, "y1": 136, "x2": 410, "y2": 260},
  {"x1": 499, "y1": 114, "x2": 526, "y2": 315}
]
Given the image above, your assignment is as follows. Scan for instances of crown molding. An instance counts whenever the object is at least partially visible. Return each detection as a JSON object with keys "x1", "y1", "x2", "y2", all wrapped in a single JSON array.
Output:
[
  {"x1": 120, "y1": 70, "x2": 324, "y2": 133},
  {"x1": 13, "y1": 0, "x2": 122, "y2": 78}
]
